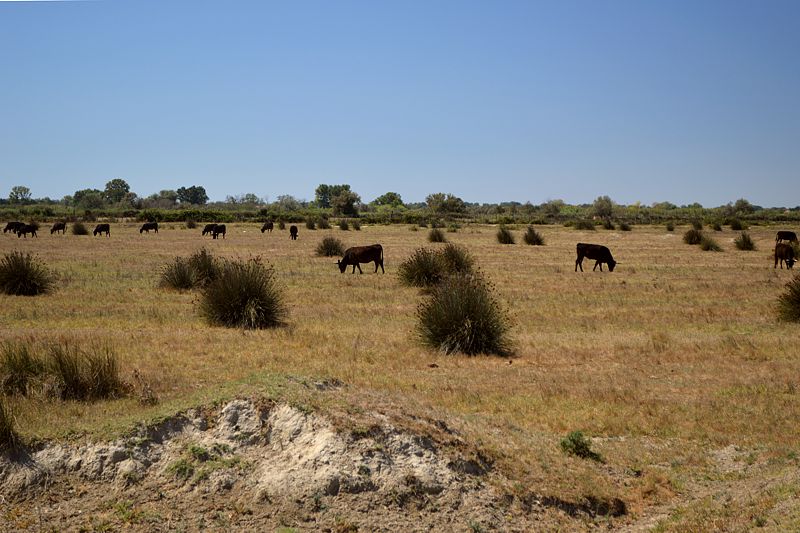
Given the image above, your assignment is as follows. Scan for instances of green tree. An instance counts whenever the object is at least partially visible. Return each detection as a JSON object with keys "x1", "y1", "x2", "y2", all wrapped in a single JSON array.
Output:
[
  {"x1": 314, "y1": 184, "x2": 353, "y2": 208},
  {"x1": 73, "y1": 188, "x2": 105, "y2": 209},
  {"x1": 176, "y1": 186, "x2": 209, "y2": 205},
  {"x1": 104, "y1": 178, "x2": 131, "y2": 204},
  {"x1": 8, "y1": 186, "x2": 32, "y2": 204},
  {"x1": 426, "y1": 193, "x2": 465, "y2": 215},
  {"x1": 542, "y1": 199, "x2": 565, "y2": 217},
  {"x1": 331, "y1": 190, "x2": 361, "y2": 216},
  {"x1": 372, "y1": 192, "x2": 404, "y2": 208},
  {"x1": 593, "y1": 195, "x2": 615, "y2": 219}
]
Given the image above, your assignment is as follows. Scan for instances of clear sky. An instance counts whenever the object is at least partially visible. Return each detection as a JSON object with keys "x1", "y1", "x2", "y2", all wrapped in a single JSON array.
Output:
[{"x1": 1, "y1": 0, "x2": 798, "y2": 206}]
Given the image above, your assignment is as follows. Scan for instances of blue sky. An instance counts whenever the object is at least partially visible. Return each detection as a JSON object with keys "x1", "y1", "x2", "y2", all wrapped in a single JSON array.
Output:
[{"x1": 1, "y1": 0, "x2": 798, "y2": 206}]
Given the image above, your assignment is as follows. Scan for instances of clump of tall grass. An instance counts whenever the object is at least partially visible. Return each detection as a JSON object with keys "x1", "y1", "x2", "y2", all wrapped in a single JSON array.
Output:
[
  {"x1": 777, "y1": 274, "x2": 800, "y2": 322},
  {"x1": 71, "y1": 222, "x2": 89, "y2": 235},
  {"x1": 160, "y1": 257, "x2": 197, "y2": 291},
  {"x1": 683, "y1": 229, "x2": 703, "y2": 245},
  {"x1": 416, "y1": 273, "x2": 512, "y2": 356},
  {"x1": 200, "y1": 258, "x2": 288, "y2": 329},
  {"x1": 0, "y1": 397, "x2": 19, "y2": 452},
  {"x1": 691, "y1": 220, "x2": 703, "y2": 231},
  {"x1": 338, "y1": 220, "x2": 349, "y2": 231},
  {"x1": 734, "y1": 232, "x2": 756, "y2": 251},
  {"x1": 188, "y1": 248, "x2": 220, "y2": 286},
  {"x1": 710, "y1": 222, "x2": 722, "y2": 231},
  {"x1": 439, "y1": 243, "x2": 475, "y2": 274},
  {"x1": 602, "y1": 220, "x2": 615, "y2": 230},
  {"x1": 428, "y1": 228, "x2": 447, "y2": 243},
  {"x1": 729, "y1": 219, "x2": 747, "y2": 231},
  {"x1": 619, "y1": 222, "x2": 631, "y2": 231},
  {"x1": 575, "y1": 220, "x2": 596, "y2": 231},
  {"x1": 316, "y1": 236, "x2": 345, "y2": 257},
  {"x1": 278, "y1": 221, "x2": 286, "y2": 230},
  {"x1": 352, "y1": 220, "x2": 361, "y2": 231},
  {"x1": 318, "y1": 218, "x2": 331, "y2": 230},
  {"x1": 398, "y1": 248, "x2": 445, "y2": 288},
  {"x1": 496, "y1": 226, "x2": 515, "y2": 244},
  {"x1": 523, "y1": 226, "x2": 545, "y2": 245},
  {"x1": 699, "y1": 235, "x2": 722, "y2": 252},
  {"x1": 306, "y1": 219, "x2": 317, "y2": 230},
  {"x1": 0, "y1": 251, "x2": 55, "y2": 296},
  {"x1": 447, "y1": 223, "x2": 460, "y2": 233},
  {"x1": 666, "y1": 222, "x2": 675, "y2": 232},
  {"x1": 0, "y1": 341, "x2": 45, "y2": 395},
  {"x1": 185, "y1": 220, "x2": 197, "y2": 229}
]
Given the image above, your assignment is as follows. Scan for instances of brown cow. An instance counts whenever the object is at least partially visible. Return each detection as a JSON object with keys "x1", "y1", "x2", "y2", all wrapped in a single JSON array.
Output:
[
  {"x1": 50, "y1": 222, "x2": 67, "y2": 235},
  {"x1": 337, "y1": 244, "x2": 384, "y2": 274},
  {"x1": 775, "y1": 243, "x2": 796, "y2": 269},
  {"x1": 776, "y1": 231, "x2": 798, "y2": 244},
  {"x1": 139, "y1": 222, "x2": 159, "y2": 234},
  {"x1": 93, "y1": 223, "x2": 110, "y2": 237},
  {"x1": 576, "y1": 243, "x2": 616, "y2": 272},
  {"x1": 202, "y1": 224, "x2": 217, "y2": 236},
  {"x1": 4, "y1": 221, "x2": 23, "y2": 234},
  {"x1": 289, "y1": 225, "x2": 298, "y2": 240},
  {"x1": 16, "y1": 224, "x2": 38, "y2": 238},
  {"x1": 212, "y1": 224, "x2": 226, "y2": 239},
  {"x1": 261, "y1": 221, "x2": 274, "y2": 233}
]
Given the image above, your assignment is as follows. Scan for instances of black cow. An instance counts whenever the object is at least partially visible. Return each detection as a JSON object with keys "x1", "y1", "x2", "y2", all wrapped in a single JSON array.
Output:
[
  {"x1": 4, "y1": 221, "x2": 23, "y2": 234},
  {"x1": 93, "y1": 223, "x2": 110, "y2": 237},
  {"x1": 289, "y1": 225, "x2": 298, "y2": 240},
  {"x1": 202, "y1": 224, "x2": 217, "y2": 236},
  {"x1": 50, "y1": 222, "x2": 66, "y2": 235},
  {"x1": 16, "y1": 224, "x2": 38, "y2": 238},
  {"x1": 337, "y1": 244, "x2": 385, "y2": 274},
  {"x1": 140, "y1": 222, "x2": 159, "y2": 234},
  {"x1": 212, "y1": 224, "x2": 226, "y2": 239},
  {"x1": 261, "y1": 222, "x2": 274, "y2": 233},
  {"x1": 575, "y1": 243, "x2": 617, "y2": 272},
  {"x1": 775, "y1": 243, "x2": 796, "y2": 269},
  {"x1": 776, "y1": 231, "x2": 798, "y2": 244}
]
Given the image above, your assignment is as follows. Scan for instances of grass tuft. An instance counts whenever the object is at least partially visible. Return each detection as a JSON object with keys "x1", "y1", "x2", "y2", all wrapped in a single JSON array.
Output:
[
  {"x1": 159, "y1": 257, "x2": 197, "y2": 291},
  {"x1": 439, "y1": 243, "x2": 475, "y2": 275},
  {"x1": 188, "y1": 248, "x2": 221, "y2": 287},
  {"x1": 338, "y1": 220, "x2": 349, "y2": 231},
  {"x1": 734, "y1": 232, "x2": 756, "y2": 251},
  {"x1": 729, "y1": 219, "x2": 747, "y2": 231},
  {"x1": 710, "y1": 222, "x2": 722, "y2": 231},
  {"x1": 683, "y1": 229, "x2": 703, "y2": 245},
  {"x1": 352, "y1": 220, "x2": 361, "y2": 231},
  {"x1": 318, "y1": 218, "x2": 331, "y2": 230},
  {"x1": 200, "y1": 258, "x2": 288, "y2": 329},
  {"x1": 523, "y1": 226, "x2": 545, "y2": 245},
  {"x1": 416, "y1": 273, "x2": 512, "y2": 356},
  {"x1": 602, "y1": 219, "x2": 615, "y2": 230},
  {"x1": 0, "y1": 396, "x2": 19, "y2": 452},
  {"x1": 575, "y1": 220, "x2": 596, "y2": 231},
  {"x1": 398, "y1": 248, "x2": 445, "y2": 288},
  {"x1": 619, "y1": 222, "x2": 631, "y2": 231},
  {"x1": 0, "y1": 251, "x2": 56, "y2": 296},
  {"x1": 560, "y1": 431, "x2": 603, "y2": 462},
  {"x1": 306, "y1": 219, "x2": 316, "y2": 230},
  {"x1": 691, "y1": 220, "x2": 703, "y2": 231},
  {"x1": 428, "y1": 228, "x2": 447, "y2": 243},
  {"x1": 185, "y1": 220, "x2": 197, "y2": 229},
  {"x1": 496, "y1": 226, "x2": 515, "y2": 244},
  {"x1": 699, "y1": 235, "x2": 723, "y2": 252},
  {"x1": 666, "y1": 222, "x2": 675, "y2": 232},
  {"x1": 777, "y1": 274, "x2": 800, "y2": 322},
  {"x1": 71, "y1": 222, "x2": 90, "y2": 235},
  {"x1": 0, "y1": 341, "x2": 45, "y2": 395},
  {"x1": 316, "y1": 236, "x2": 345, "y2": 257}
]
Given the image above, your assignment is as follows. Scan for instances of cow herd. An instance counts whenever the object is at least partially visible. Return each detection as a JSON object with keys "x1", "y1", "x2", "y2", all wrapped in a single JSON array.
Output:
[{"x1": 2, "y1": 220, "x2": 798, "y2": 271}]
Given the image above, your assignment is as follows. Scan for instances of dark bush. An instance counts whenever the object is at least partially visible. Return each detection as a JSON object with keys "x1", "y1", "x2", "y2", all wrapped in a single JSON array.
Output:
[
  {"x1": 560, "y1": 431, "x2": 602, "y2": 462},
  {"x1": 185, "y1": 220, "x2": 197, "y2": 229},
  {"x1": 352, "y1": 220, "x2": 361, "y2": 231},
  {"x1": 496, "y1": 226, "x2": 515, "y2": 244},
  {"x1": 699, "y1": 235, "x2": 722, "y2": 252},
  {"x1": 0, "y1": 396, "x2": 19, "y2": 452},
  {"x1": 619, "y1": 222, "x2": 631, "y2": 231},
  {"x1": 316, "y1": 236, "x2": 345, "y2": 257},
  {"x1": 734, "y1": 232, "x2": 756, "y2": 251},
  {"x1": 428, "y1": 228, "x2": 447, "y2": 243},
  {"x1": 666, "y1": 222, "x2": 675, "y2": 232},
  {"x1": 318, "y1": 218, "x2": 331, "y2": 230},
  {"x1": 439, "y1": 243, "x2": 475, "y2": 275},
  {"x1": 200, "y1": 258, "x2": 288, "y2": 329},
  {"x1": 398, "y1": 248, "x2": 445, "y2": 288},
  {"x1": 187, "y1": 248, "x2": 220, "y2": 287},
  {"x1": 416, "y1": 274, "x2": 512, "y2": 356},
  {"x1": 710, "y1": 222, "x2": 722, "y2": 231},
  {"x1": 0, "y1": 252, "x2": 55, "y2": 296},
  {"x1": 683, "y1": 229, "x2": 703, "y2": 245},
  {"x1": 447, "y1": 223, "x2": 460, "y2": 233},
  {"x1": 523, "y1": 226, "x2": 545, "y2": 245},
  {"x1": 602, "y1": 219, "x2": 615, "y2": 230},
  {"x1": 306, "y1": 219, "x2": 317, "y2": 230},
  {"x1": 777, "y1": 274, "x2": 800, "y2": 322},
  {"x1": 278, "y1": 221, "x2": 286, "y2": 230},
  {"x1": 71, "y1": 222, "x2": 89, "y2": 235},
  {"x1": 338, "y1": 220, "x2": 349, "y2": 231},
  {"x1": 691, "y1": 220, "x2": 703, "y2": 231},
  {"x1": 160, "y1": 257, "x2": 197, "y2": 291},
  {"x1": 575, "y1": 220, "x2": 596, "y2": 231}
]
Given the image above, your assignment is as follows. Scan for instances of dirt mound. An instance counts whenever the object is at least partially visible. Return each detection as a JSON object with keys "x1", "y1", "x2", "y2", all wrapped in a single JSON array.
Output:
[{"x1": 0, "y1": 399, "x2": 540, "y2": 531}]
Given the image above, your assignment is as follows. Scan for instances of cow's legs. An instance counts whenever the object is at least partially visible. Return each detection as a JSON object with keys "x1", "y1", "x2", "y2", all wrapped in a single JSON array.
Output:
[
  {"x1": 352, "y1": 264, "x2": 357, "y2": 273},
  {"x1": 576, "y1": 258, "x2": 583, "y2": 272},
  {"x1": 357, "y1": 264, "x2": 363, "y2": 274}
]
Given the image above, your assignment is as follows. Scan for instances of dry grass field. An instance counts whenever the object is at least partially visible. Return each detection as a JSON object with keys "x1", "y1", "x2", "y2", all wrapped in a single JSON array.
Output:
[{"x1": 2, "y1": 222, "x2": 800, "y2": 530}]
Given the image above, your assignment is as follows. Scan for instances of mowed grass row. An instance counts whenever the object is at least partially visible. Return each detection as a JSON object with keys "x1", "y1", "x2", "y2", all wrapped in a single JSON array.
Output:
[{"x1": 2, "y1": 223, "x2": 799, "y2": 512}]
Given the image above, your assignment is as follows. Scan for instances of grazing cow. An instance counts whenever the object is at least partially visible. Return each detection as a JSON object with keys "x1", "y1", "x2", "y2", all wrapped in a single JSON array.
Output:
[
  {"x1": 139, "y1": 222, "x2": 159, "y2": 234},
  {"x1": 202, "y1": 224, "x2": 217, "y2": 236},
  {"x1": 50, "y1": 222, "x2": 67, "y2": 235},
  {"x1": 93, "y1": 223, "x2": 110, "y2": 237},
  {"x1": 776, "y1": 230, "x2": 798, "y2": 244},
  {"x1": 775, "y1": 243, "x2": 796, "y2": 269},
  {"x1": 575, "y1": 243, "x2": 617, "y2": 272},
  {"x1": 261, "y1": 221, "x2": 274, "y2": 233},
  {"x1": 212, "y1": 224, "x2": 226, "y2": 239},
  {"x1": 337, "y1": 244, "x2": 385, "y2": 274},
  {"x1": 16, "y1": 224, "x2": 38, "y2": 238},
  {"x1": 289, "y1": 225, "x2": 298, "y2": 240},
  {"x1": 3, "y1": 221, "x2": 23, "y2": 234}
]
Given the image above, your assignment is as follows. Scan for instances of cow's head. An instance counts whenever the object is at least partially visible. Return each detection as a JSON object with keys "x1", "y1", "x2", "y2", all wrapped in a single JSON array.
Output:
[
  {"x1": 788, "y1": 257, "x2": 796, "y2": 269},
  {"x1": 607, "y1": 259, "x2": 617, "y2": 272},
  {"x1": 337, "y1": 259, "x2": 347, "y2": 273}
]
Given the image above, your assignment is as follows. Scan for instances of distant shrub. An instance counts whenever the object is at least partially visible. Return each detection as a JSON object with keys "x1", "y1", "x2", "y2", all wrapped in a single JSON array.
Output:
[
  {"x1": 416, "y1": 274, "x2": 512, "y2": 356},
  {"x1": 734, "y1": 232, "x2": 756, "y2": 251},
  {"x1": 316, "y1": 236, "x2": 345, "y2": 257},
  {"x1": 523, "y1": 226, "x2": 545, "y2": 246},
  {"x1": 699, "y1": 235, "x2": 722, "y2": 252},
  {"x1": 428, "y1": 228, "x2": 447, "y2": 243},
  {"x1": 318, "y1": 218, "x2": 331, "y2": 230},
  {"x1": 602, "y1": 219, "x2": 615, "y2": 230},
  {"x1": 666, "y1": 222, "x2": 675, "y2": 232},
  {"x1": 278, "y1": 221, "x2": 286, "y2": 230},
  {"x1": 418, "y1": 222, "x2": 428, "y2": 228},
  {"x1": 439, "y1": 243, "x2": 475, "y2": 275},
  {"x1": 729, "y1": 219, "x2": 747, "y2": 231},
  {"x1": 0, "y1": 396, "x2": 19, "y2": 452},
  {"x1": 619, "y1": 222, "x2": 631, "y2": 231},
  {"x1": 398, "y1": 248, "x2": 445, "y2": 288},
  {"x1": 352, "y1": 220, "x2": 361, "y2": 231},
  {"x1": 496, "y1": 226, "x2": 515, "y2": 244},
  {"x1": 777, "y1": 274, "x2": 800, "y2": 322},
  {"x1": 410, "y1": 225, "x2": 418, "y2": 232},
  {"x1": 575, "y1": 220, "x2": 596, "y2": 231},
  {"x1": 187, "y1": 248, "x2": 220, "y2": 287},
  {"x1": 683, "y1": 229, "x2": 703, "y2": 245},
  {"x1": 447, "y1": 223, "x2": 460, "y2": 233},
  {"x1": 200, "y1": 258, "x2": 287, "y2": 329},
  {"x1": 338, "y1": 220, "x2": 349, "y2": 231},
  {"x1": 691, "y1": 220, "x2": 703, "y2": 231},
  {"x1": 306, "y1": 219, "x2": 317, "y2": 230},
  {"x1": 560, "y1": 431, "x2": 602, "y2": 462},
  {"x1": 710, "y1": 222, "x2": 722, "y2": 231},
  {"x1": 160, "y1": 257, "x2": 197, "y2": 291},
  {"x1": 71, "y1": 222, "x2": 89, "y2": 235},
  {"x1": 0, "y1": 252, "x2": 55, "y2": 296},
  {"x1": 185, "y1": 220, "x2": 197, "y2": 229}
]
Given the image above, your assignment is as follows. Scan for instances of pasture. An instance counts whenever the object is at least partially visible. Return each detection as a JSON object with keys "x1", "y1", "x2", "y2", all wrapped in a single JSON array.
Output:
[{"x1": 2, "y1": 222, "x2": 800, "y2": 530}]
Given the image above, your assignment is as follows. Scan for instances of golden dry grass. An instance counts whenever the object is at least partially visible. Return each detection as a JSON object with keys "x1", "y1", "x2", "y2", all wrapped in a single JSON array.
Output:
[{"x1": 2, "y1": 222, "x2": 800, "y2": 528}]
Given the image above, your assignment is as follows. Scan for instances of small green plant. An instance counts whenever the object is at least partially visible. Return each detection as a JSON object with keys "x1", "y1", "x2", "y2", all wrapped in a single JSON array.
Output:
[
  {"x1": 167, "y1": 458, "x2": 194, "y2": 480},
  {"x1": 439, "y1": 243, "x2": 475, "y2": 275},
  {"x1": 777, "y1": 274, "x2": 800, "y2": 322},
  {"x1": 185, "y1": 220, "x2": 197, "y2": 229},
  {"x1": 71, "y1": 222, "x2": 89, "y2": 235},
  {"x1": 602, "y1": 219, "x2": 615, "y2": 230},
  {"x1": 0, "y1": 396, "x2": 19, "y2": 452},
  {"x1": 338, "y1": 220, "x2": 349, "y2": 230},
  {"x1": 306, "y1": 218, "x2": 317, "y2": 230},
  {"x1": 316, "y1": 236, "x2": 345, "y2": 257},
  {"x1": 699, "y1": 235, "x2": 722, "y2": 252},
  {"x1": 428, "y1": 228, "x2": 447, "y2": 243},
  {"x1": 619, "y1": 222, "x2": 631, "y2": 231},
  {"x1": 398, "y1": 248, "x2": 444, "y2": 288},
  {"x1": 560, "y1": 431, "x2": 602, "y2": 462},
  {"x1": 666, "y1": 222, "x2": 675, "y2": 232},
  {"x1": 575, "y1": 220, "x2": 596, "y2": 231},
  {"x1": 734, "y1": 232, "x2": 756, "y2": 251},
  {"x1": 0, "y1": 251, "x2": 56, "y2": 296},
  {"x1": 159, "y1": 257, "x2": 197, "y2": 291},
  {"x1": 729, "y1": 218, "x2": 747, "y2": 231},
  {"x1": 200, "y1": 258, "x2": 288, "y2": 329},
  {"x1": 523, "y1": 226, "x2": 544, "y2": 245},
  {"x1": 352, "y1": 220, "x2": 361, "y2": 231},
  {"x1": 683, "y1": 229, "x2": 703, "y2": 245},
  {"x1": 496, "y1": 226, "x2": 515, "y2": 244}
]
